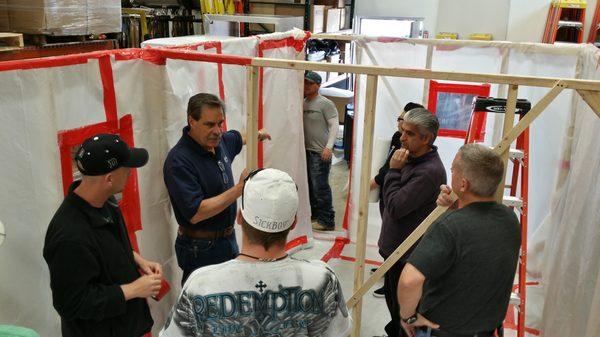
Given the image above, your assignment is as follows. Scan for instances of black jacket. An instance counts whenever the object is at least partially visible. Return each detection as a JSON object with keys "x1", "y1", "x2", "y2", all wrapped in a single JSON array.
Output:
[
  {"x1": 373, "y1": 131, "x2": 402, "y2": 187},
  {"x1": 43, "y1": 181, "x2": 153, "y2": 337}
]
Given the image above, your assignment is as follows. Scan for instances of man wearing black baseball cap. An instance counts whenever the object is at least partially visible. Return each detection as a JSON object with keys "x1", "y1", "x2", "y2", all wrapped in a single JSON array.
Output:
[
  {"x1": 44, "y1": 133, "x2": 162, "y2": 337},
  {"x1": 303, "y1": 71, "x2": 339, "y2": 231}
]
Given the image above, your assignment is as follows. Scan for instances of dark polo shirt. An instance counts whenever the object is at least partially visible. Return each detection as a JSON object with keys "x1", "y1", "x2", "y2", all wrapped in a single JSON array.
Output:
[
  {"x1": 163, "y1": 126, "x2": 243, "y2": 230},
  {"x1": 43, "y1": 181, "x2": 152, "y2": 337}
]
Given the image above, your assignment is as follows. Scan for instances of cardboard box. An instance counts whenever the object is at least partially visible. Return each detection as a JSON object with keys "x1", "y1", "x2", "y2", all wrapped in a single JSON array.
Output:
[
  {"x1": 274, "y1": 4, "x2": 305, "y2": 17},
  {"x1": 7, "y1": 0, "x2": 120, "y2": 35},
  {"x1": 324, "y1": 7, "x2": 341, "y2": 33},
  {"x1": 87, "y1": 0, "x2": 122, "y2": 34},
  {"x1": 311, "y1": 5, "x2": 331, "y2": 33},
  {"x1": 315, "y1": 0, "x2": 344, "y2": 8},
  {"x1": 0, "y1": 0, "x2": 9, "y2": 31},
  {"x1": 249, "y1": 2, "x2": 275, "y2": 32}
]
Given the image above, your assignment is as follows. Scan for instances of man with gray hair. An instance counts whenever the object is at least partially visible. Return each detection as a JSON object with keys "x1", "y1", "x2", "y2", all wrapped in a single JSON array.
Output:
[
  {"x1": 398, "y1": 144, "x2": 520, "y2": 337},
  {"x1": 378, "y1": 108, "x2": 447, "y2": 337}
]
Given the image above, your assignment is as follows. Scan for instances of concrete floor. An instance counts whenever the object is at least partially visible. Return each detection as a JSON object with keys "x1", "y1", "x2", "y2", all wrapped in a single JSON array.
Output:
[
  {"x1": 331, "y1": 149, "x2": 350, "y2": 231},
  {"x1": 291, "y1": 238, "x2": 388, "y2": 337}
]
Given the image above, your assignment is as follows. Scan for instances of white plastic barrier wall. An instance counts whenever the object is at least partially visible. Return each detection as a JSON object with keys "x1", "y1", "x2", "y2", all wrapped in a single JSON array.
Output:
[
  {"x1": 348, "y1": 37, "x2": 598, "y2": 336},
  {"x1": 348, "y1": 39, "x2": 580, "y2": 248},
  {"x1": 0, "y1": 30, "x2": 309, "y2": 336}
]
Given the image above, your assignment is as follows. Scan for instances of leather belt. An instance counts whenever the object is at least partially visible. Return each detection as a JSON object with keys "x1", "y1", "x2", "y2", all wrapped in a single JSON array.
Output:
[
  {"x1": 422, "y1": 327, "x2": 501, "y2": 337},
  {"x1": 178, "y1": 226, "x2": 234, "y2": 240}
]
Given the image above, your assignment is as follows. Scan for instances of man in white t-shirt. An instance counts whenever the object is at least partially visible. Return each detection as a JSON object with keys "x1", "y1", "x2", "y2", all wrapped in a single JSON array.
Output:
[{"x1": 160, "y1": 168, "x2": 352, "y2": 337}]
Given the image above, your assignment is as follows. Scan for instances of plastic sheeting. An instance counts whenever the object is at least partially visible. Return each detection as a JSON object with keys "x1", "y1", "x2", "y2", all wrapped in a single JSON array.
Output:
[
  {"x1": 348, "y1": 38, "x2": 579, "y2": 245},
  {"x1": 2, "y1": 0, "x2": 122, "y2": 35},
  {"x1": 0, "y1": 30, "x2": 309, "y2": 336},
  {"x1": 348, "y1": 38, "x2": 595, "y2": 335},
  {"x1": 527, "y1": 45, "x2": 600, "y2": 337}
]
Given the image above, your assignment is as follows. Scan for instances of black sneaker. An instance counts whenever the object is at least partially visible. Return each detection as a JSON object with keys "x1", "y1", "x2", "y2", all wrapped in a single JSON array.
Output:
[{"x1": 373, "y1": 286, "x2": 385, "y2": 298}]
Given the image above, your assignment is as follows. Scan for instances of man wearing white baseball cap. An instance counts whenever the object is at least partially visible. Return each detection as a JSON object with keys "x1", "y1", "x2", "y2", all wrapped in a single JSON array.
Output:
[{"x1": 160, "y1": 168, "x2": 352, "y2": 337}]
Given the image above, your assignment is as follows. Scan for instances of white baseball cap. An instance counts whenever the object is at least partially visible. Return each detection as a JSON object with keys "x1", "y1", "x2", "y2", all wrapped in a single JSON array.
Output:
[{"x1": 241, "y1": 168, "x2": 299, "y2": 233}]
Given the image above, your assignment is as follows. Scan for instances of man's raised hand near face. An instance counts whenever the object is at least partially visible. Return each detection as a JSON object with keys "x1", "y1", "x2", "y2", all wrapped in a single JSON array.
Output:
[{"x1": 390, "y1": 148, "x2": 410, "y2": 170}]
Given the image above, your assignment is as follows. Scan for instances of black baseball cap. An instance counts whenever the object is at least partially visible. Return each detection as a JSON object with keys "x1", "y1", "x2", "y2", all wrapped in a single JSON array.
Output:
[
  {"x1": 305, "y1": 71, "x2": 322, "y2": 85},
  {"x1": 75, "y1": 134, "x2": 149, "y2": 176}
]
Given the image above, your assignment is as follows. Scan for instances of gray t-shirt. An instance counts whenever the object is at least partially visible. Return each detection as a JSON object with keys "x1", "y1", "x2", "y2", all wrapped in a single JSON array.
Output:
[{"x1": 303, "y1": 95, "x2": 338, "y2": 153}]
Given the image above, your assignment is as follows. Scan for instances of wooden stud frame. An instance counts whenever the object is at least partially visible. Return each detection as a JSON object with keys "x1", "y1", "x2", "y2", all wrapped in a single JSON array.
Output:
[{"x1": 244, "y1": 49, "x2": 600, "y2": 335}]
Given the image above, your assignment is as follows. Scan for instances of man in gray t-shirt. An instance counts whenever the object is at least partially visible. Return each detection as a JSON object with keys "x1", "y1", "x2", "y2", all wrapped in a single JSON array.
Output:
[{"x1": 303, "y1": 71, "x2": 339, "y2": 231}]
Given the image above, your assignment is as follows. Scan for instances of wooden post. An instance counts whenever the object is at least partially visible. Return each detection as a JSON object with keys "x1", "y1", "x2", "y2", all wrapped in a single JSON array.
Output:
[
  {"x1": 346, "y1": 201, "x2": 454, "y2": 309},
  {"x1": 421, "y1": 45, "x2": 434, "y2": 107},
  {"x1": 491, "y1": 47, "x2": 511, "y2": 145},
  {"x1": 351, "y1": 74, "x2": 378, "y2": 337},
  {"x1": 493, "y1": 82, "x2": 565, "y2": 156},
  {"x1": 246, "y1": 65, "x2": 260, "y2": 170},
  {"x1": 494, "y1": 85, "x2": 519, "y2": 202}
]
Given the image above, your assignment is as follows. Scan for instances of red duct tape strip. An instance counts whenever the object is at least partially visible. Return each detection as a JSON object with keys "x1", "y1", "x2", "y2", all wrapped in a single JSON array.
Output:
[
  {"x1": 201, "y1": 42, "x2": 228, "y2": 131},
  {"x1": 151, "y1": 48, "x2": 253, "y2": 66},
  {"x1": 98, "y1": 55, "x2": 118, "y2": 123},
  {"x1": 285, "y1": 235, "x2": 308, "y2": 251},
  {"x1": 321, "y1": 236, "x2": 350, "y2": 262},
  {"x1": 118, "y1": 115, "x2": 143, "y2": 237},
  {"x1": 57, "y1": 122, "x2": 118, "y2": 196}
]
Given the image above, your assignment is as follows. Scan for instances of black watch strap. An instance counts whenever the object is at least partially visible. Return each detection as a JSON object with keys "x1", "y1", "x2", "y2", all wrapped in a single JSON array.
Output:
[{"x1": 402, "y1": 313, "x2": 418, "y2": 324}]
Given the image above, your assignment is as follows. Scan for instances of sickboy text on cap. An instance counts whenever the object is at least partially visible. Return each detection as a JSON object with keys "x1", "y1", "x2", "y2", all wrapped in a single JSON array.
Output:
[{"x1": 241, "y1": 168, "x2": 299, "y2": 233}]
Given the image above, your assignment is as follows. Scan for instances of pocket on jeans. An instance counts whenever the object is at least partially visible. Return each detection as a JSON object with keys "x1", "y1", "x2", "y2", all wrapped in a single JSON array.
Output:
[{"x1": 174, "y1": 236, "x2": 214, "y2": 269}]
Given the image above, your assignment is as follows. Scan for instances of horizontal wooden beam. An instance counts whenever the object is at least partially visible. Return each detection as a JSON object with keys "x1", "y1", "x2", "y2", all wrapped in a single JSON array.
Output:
[
  {"x1": 311, "y1": 33, "x2": 584, "y2": 56},
  {"x1": 250, "y1": 58, "x2": 600, "y2": 91}
]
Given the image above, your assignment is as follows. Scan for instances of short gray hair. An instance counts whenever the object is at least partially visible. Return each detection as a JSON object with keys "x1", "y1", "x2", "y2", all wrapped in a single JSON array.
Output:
[
  {"x1": 456, "y1": 144, "x2": 504, "y2": 197},
  {"x1": 403, "y1": 108, "x2": 440, "y2": 145}
]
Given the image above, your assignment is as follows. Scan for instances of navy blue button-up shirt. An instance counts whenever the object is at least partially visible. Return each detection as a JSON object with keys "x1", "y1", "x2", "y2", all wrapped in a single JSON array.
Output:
[{"x1": 163, "y1": 126, "x2": 243, "y2": 231}]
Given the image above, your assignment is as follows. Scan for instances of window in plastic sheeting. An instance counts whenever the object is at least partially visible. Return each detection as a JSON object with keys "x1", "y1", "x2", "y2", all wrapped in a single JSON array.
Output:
[{"x1": 427, "y1": 80, "x2": 490, "y2": 139}]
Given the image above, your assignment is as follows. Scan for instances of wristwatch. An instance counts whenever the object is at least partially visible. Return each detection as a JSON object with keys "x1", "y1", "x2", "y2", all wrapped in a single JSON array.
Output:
[{"x1": 402, "y1": 313, "x2": 418, "y2": 325}]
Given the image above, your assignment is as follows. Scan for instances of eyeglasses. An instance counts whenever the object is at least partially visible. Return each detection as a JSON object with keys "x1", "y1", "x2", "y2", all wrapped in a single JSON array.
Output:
[
  {"x1": 217, "y1": 160, "x2": 229, "y2": 185},
  {"x1": 241, "y1": 168, "x2": 265, "y2": 210}
]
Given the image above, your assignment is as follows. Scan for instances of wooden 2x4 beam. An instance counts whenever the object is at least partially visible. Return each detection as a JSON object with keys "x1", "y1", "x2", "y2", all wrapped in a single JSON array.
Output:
[{"x1": 251, "y1": 58, "x2": 600, "y2": 91}]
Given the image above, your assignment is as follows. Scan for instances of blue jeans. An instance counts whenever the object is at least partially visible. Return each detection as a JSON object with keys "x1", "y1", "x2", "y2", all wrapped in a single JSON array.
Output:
[
  {"x1": 175, "y1": 233, "x2": 239, "y2": 286},
  {"x1": 306, "y1": 150, "x2": 335, "y2": 228}
]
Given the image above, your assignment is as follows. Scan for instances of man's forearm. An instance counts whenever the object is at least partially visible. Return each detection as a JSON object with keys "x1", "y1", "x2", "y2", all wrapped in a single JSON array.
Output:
[
  {"x1": 190, "y1": 183, "x2": 243, "y2": 224},
  {"x1": 398, "y1": 264, "x2": 425, "y2": 318},
  {"x1": 398, "y1": 283, "x2": 422, "y2": 318},
  {"x1": 325, "y1": 117, "x2": 338, "y2": 149}
]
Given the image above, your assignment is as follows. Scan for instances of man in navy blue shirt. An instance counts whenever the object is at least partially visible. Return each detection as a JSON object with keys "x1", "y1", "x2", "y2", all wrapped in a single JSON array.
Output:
[{"x1": 163, "y1": 93, "x2": 270, "y2": 285}]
